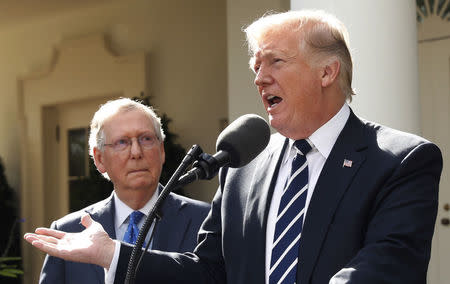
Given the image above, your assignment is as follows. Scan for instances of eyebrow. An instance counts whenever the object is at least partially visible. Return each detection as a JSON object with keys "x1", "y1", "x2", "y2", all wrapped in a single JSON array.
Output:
[
  {"x1": 252, "y1": 49, "x2": 275, "y2": 65},
  {"x1": 255, "y1": 49, "x2": 277, "y2": 59},
  {"x1": 112, "y1": 131, "x2": 155, "y2": 139}
]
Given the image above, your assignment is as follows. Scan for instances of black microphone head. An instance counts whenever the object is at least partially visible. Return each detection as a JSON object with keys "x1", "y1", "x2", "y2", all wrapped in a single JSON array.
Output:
[{"x1": 216, "y1": 114, "x2": 270, "y2": 168}]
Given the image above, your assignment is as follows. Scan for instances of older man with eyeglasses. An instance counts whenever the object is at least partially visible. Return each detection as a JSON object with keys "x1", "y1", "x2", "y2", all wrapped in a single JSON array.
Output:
[{"x1": 38, "y1": 98, "x2": 210, "y2": 284}]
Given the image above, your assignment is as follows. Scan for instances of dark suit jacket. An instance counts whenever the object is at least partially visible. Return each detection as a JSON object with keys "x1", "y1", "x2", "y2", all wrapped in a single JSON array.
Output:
[
  {"x1": 115, "y1": 112, "x2": 442, "y2": 284},
  {"x1": 39, "y1": 188, "x2": 210, "y2": 284}
]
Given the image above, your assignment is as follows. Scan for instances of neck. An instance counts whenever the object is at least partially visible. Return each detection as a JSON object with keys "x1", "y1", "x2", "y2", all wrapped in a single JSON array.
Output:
[
  {"x1": 283, "y1": 96, "x2": 345, "y2": 140},
  {"x1": 115, "y1": 186, "x2": 157, "y2": 210}
]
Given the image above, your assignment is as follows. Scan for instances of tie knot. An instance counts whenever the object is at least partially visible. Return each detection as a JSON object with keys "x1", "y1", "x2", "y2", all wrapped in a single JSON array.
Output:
[
  {"x1": 293, "y1": 139, "x2": 312, "y2": 156},
  {"x1": 129, "y1": 211, "x2": 144, "y2": 225}
]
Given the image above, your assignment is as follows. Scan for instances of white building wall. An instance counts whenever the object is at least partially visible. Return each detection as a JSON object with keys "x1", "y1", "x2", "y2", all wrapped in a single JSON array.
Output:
[{"x1": 291, "y1": 0, "x2": 421, "y2": 134}]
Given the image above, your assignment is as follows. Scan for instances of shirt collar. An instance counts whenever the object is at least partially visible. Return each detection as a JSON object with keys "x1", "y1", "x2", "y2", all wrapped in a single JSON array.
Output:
[
  {"x1": 114, "y1": 186, "x2": 159, "y2": 226},
  {"x1": 282, "y1": 103, "x2": 350, "y2": 163}
]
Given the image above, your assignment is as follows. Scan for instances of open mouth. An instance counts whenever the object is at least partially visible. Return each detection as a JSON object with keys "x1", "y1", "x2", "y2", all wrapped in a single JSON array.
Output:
[{"x1": 267, "y1": 95, "x2": 283, "y2": 107}]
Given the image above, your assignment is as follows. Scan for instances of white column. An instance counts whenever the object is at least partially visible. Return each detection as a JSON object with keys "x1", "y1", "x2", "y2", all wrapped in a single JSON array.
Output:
[{"x1": 291, "y1": 0, "x2": 421, "y2": 134}]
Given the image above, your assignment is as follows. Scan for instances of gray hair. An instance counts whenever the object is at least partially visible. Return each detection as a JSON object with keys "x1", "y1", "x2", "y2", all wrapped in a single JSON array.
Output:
[
  {"x1": 88, "y1": 97, "x2": 165, "y2": 159},
  {"x1": 244, "y1": 10, "x2": 356, "y2": 101}
]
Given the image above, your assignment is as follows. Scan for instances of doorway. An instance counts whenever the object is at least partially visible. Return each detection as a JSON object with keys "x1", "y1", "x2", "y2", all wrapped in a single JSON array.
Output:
[
  {"x1": 42, "y1": 96, "x2": 116, "y2": 223},
  {"x1": 418, "y1": 27, "x2": 450, "y2": 284},
  {"x1": 19, "y1": 34, "x2": 148, "y2": 283}
]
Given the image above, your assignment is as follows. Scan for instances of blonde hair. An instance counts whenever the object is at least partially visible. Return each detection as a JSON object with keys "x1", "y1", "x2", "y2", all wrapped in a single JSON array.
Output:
[{"x1": 244, "y1": 10, "x2": 356, "y2": 101}]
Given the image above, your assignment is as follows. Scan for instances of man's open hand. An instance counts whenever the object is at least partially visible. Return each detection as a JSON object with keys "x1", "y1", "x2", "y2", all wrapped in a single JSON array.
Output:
[{"x1": 24, "y1": 214, "x2": 116, "y2": 269}]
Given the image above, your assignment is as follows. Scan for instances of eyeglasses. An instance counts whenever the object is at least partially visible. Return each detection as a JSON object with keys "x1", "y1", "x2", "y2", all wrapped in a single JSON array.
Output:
[{"x1": 103, "y1": 134, "x2": 159, "y2": 151}]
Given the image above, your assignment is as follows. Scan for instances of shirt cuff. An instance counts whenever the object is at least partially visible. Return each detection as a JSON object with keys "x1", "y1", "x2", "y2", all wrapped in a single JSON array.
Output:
[{"x1": 104, "y1": 240, "x2": 121, "y2": 284}]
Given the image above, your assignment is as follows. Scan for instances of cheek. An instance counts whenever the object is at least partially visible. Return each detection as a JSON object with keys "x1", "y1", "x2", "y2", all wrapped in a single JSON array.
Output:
[
  {"x1": 147, "y1": 152, "x2": 164, "y2": 170},
  {"x1": 106, "y1": 157, "x2": 127, "y2": 176},
  {"x1": 110, "y1": 163, "x2": 124, "y2": 176},
  {"x1": 277, "y1": 71, "x2": 301, "y2": 93}
]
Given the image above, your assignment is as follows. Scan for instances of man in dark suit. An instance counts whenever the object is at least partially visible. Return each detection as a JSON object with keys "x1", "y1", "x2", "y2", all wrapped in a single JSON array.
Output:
[
  {"x1": 26, "y1": 10, "x2": 442, "y2": 283},
  {"x1": 38, "y1": 98, "x2": 210, "y2": 284}
]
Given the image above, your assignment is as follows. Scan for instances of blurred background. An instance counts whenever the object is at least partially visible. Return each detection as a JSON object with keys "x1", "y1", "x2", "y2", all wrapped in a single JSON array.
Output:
[{"x1": 0, "y1": 0, "x2": 448, "y2": 283}]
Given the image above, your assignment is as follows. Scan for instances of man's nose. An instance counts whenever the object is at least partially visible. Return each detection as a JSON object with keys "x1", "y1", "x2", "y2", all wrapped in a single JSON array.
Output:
[
  {"x1": 254, "y1": 66, "x2": 272, "y2": 86},
  {"x1": 130, "y1": 138, "x2": 143, "y2": 159}
]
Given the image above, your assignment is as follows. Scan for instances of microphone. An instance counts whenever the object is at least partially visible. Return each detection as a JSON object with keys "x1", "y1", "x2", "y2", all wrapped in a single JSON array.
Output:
[
  {"x1": 125, "y1": 114, "x2": 270, "y2": 284},
  {"x1": 179, "y1": 114, "x2": 270, "y2": 183}
]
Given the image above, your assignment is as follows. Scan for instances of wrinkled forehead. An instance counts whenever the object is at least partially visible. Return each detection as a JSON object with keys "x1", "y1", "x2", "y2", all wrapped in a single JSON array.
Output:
[
  {"x1": 103, "y1": 109, "x2": 156, "y2": 135},
  {"x1": 248, "y1": 25, "x2": 305, "y2": 68}
]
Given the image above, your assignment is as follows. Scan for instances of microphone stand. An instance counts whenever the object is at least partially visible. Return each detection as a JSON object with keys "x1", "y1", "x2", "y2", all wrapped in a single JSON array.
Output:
[{"x1": 124, "y1": 145, "x2": 203, "y2": 284}]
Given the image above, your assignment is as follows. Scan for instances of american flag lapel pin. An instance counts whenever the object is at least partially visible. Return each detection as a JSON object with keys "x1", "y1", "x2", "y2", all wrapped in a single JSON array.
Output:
[{"x1": 343, "y1": 159, "x2": 353, "y2": 168}]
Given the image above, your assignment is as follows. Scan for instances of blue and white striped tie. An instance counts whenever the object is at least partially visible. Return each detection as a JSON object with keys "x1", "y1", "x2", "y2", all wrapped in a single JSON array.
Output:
[{"x1": 269, "y1": 139, "x2": 312, "y2": 284}]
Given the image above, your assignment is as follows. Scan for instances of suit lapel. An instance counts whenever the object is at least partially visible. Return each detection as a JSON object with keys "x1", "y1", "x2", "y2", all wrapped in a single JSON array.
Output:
[
  {"x1": 242, "y1": 134, "x2": 288, "y2": 282},
  {"x1": 89, "y1": 193, "x2": 116, "y2": 239},
  {"x1": 86, "y1": 193, "x2": 116, "y2": 283},
  {"x1": 152, "y1": 192, "x2": 188, "y2": 251},
  {"x1": 298, "y1": 112, "x2": 368, "y2": 283}
]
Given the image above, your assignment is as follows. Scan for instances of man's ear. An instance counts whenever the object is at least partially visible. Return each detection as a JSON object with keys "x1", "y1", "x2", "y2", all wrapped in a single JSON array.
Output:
[
  {"x1": 93, "y1": 147, "x2": 107, "y2": 173},
  {"x1": 160, "y1": 142, "x2": 166, "y2": 165},
  {"x1": 321, "y1": 59, "x2": 340, "y2": 88}
]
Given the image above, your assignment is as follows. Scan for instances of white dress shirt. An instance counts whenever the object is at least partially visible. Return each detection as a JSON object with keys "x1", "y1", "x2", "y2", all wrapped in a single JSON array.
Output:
[
  {"x1": 105, "y1": 190, "x2": 158, "y2": 283},
  {"x1": 113, "y1": 191, "x2": 157, "y2": 245},
  {"x1": 265, "y1": 103, "x2": 350, "y2": 283}
]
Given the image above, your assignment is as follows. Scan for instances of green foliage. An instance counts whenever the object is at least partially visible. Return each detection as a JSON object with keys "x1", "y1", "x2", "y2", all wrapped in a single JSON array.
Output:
[
  {"x1": 158, "y1": 113, "x2": 187, "y2": 186},
  {"x1": 0, "y1": 158, "x2": 16, "y2": 223},
  {"x1": 0, "y1": 257, "x2": 23, "y2": 278},
  {"x1": 0, "y1": 157, "x2": 23, "y2": 282}
]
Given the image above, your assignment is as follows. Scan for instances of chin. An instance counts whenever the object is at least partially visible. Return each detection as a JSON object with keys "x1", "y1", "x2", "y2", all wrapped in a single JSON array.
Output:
[
  {"x1": 269, "y1": 116, "x2": 285, "y2": 133},
  {"x1": 270, "y1": 122, "x2": 297, "y2": 139},
  {"x1": 129, "y1": 178, "x2": 153, "y2": 189}
]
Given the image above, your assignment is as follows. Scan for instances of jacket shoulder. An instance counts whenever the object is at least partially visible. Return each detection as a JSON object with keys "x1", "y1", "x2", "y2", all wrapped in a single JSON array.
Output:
[
  {"x1": 50, "y1": 196, "x2": 113, "y2": 231},
  {"x1": 168, "y1": 192, "x2": 210, "y2": 211},
  {"x1": 360, "y1": 117, "x2": 441, "y2": 158}
]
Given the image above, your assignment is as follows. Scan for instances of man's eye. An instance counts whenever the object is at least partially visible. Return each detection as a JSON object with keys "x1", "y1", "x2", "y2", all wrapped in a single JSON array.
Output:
[
  {"x1": 116, "y1": 139, "x2": 129, "y2": 146},
  {"x1": 273, "y1": 58, "x2": 283, "y2": 63},
  {"x1": 141, "y1": 136, "x2": 153, "y2": 142},
  {"x1": 139, "y1": 135, "x2": 157, "y2": 147}
]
